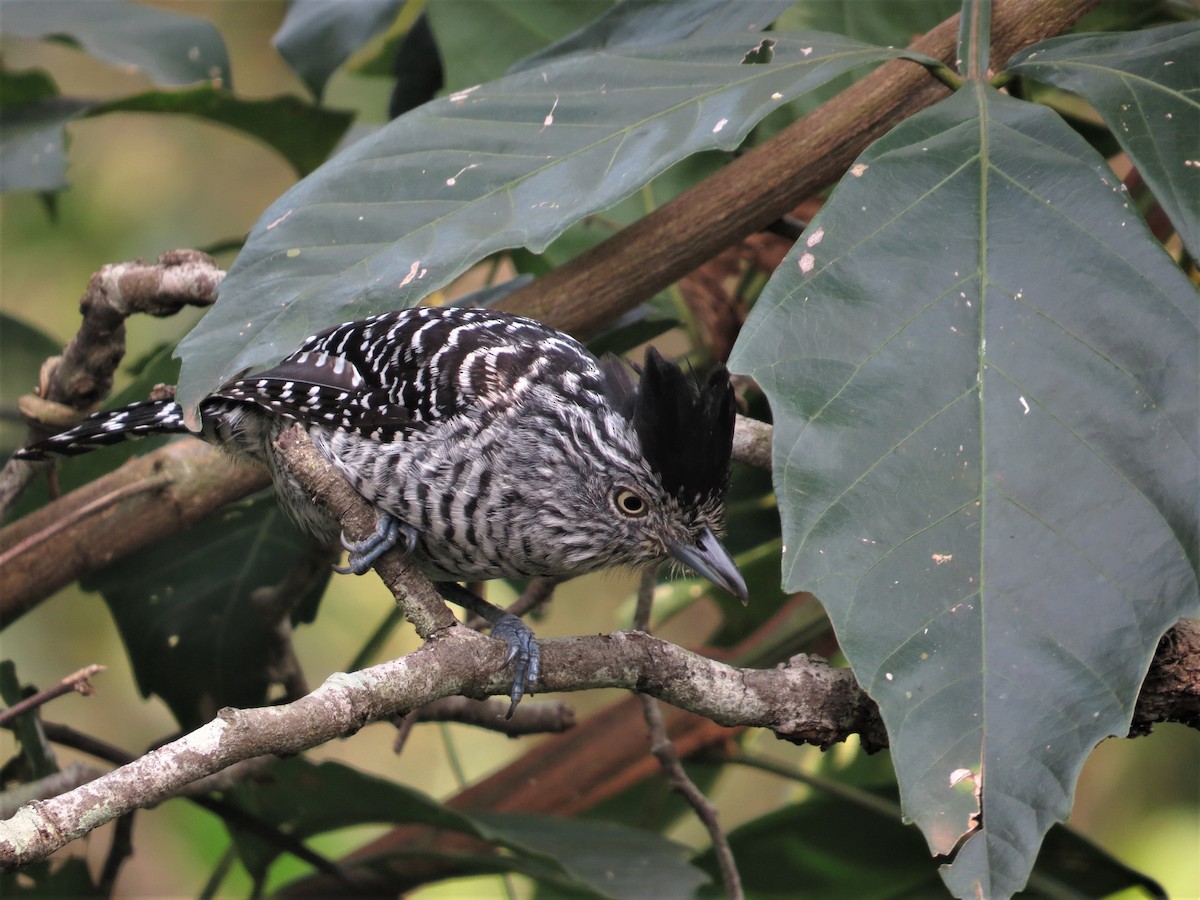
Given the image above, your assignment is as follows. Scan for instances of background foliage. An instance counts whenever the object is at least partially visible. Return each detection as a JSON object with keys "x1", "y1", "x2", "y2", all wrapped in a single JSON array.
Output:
[{"x1": 1, "y1": 1, "x2": 1196, "y2": 897}]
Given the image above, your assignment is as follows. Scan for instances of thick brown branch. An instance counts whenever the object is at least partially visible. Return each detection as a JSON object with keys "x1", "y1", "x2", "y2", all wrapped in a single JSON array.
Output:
[
  {"x1": 493, "y1": 0, "x2": 1101, "y2": 337},
  {"x1": 0, "y1": 442, "x2": 267, "y2": 627},
  {"x1": 1132, "y1": 618, "x2": 1200, "y2": 734}
]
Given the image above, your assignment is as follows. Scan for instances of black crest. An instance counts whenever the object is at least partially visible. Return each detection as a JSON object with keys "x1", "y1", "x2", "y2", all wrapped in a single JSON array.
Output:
[{"x1": 603, "y1": 348, "x2": 736, "y2": 506}]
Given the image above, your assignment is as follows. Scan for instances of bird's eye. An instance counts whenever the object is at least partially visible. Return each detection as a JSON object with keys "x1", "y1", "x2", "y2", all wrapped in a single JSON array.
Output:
[{"x1": 614, "y1": 488, "x2": 648, "y2": 517}]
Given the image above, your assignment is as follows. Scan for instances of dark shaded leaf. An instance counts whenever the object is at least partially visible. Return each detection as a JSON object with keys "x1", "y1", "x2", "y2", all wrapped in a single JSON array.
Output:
[
  {"x1": 0, "y1": 857, "x2": 96, "y2": 897},
  {"x1": 695, "y1": 796, "x2": 941, "y2": 898},
  {"x1": 0, "y1": 0, "x2": 230, "y2": 88},
  {"x1": 177, "y1": 32, "x2": 922, "y2": 414},
  {"x1": 694, "y1": 796, "x2": 1165, "y2": 899},
  {"x1": 730, "y1": 85, "x2": 1198, "y2": 897},
  {"x1": 1008, "y1": 22, "x2": 1200, "y2": 258},
  {"x1": 475, "y1": 812, "x2": 710, "y2": 900},
  {"x1": 1, "y1": 84, "x2": 352, "y2": 193},
  {"x1": 227, "y1": 757, "x2": 482, "y2": 879},
  {"x1": 83, "y1": 494, "x2": 327, "y2": 729},
  {"x1": 273, "y1": 0, "x2": 404, "y2": 101},
  {"x1": 0, "y1": 662, "x2": 57, "y2": 779},
  {"x1": 94, "y1": 86, "x2": 354, "y2": 177},
  {"x1": 0, "y1": 66, "x2": 58, "y2": 105},
  {"x1": 229, "y1": 759, "x2": 699, "y2": 898},
  {"x1": 386, "y1": 14, "x2": 444, "y2": 119}
]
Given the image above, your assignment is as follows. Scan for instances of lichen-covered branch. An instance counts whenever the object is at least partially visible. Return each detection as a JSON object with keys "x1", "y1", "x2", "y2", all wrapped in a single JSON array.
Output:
[
  {"x1": 2, "y1": 250, "x2": 225, "y2": 515},
  {"x1": 0, "y1": 629, "x2": 883, "y2": 869}
]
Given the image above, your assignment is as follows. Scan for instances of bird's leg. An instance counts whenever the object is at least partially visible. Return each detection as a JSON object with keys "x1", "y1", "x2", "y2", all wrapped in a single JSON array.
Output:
[
  {"x1": 436, "y1": 581, "x2": 540, "y2": 718},
  {"x1": 334, "y1": 513, "x2": 417, "y2": 575}
]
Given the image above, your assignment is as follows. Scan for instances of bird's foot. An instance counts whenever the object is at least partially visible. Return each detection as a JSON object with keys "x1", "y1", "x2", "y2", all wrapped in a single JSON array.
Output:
[
  {"x1": 490, "y1": 613, "x2": 540, "y2": 718},
  {"x1": 334, "y1": 514, "x2": 417, "y2": 575}
]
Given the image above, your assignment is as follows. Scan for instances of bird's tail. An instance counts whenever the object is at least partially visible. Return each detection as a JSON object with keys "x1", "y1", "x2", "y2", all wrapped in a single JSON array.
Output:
[{"x1": 14, "y1": 399, "x2": 191, "y2": 460}]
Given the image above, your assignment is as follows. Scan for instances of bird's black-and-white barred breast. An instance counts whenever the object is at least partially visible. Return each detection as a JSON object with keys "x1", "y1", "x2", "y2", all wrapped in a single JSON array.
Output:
[{"x1": 17, "y1": 306, "x2": 747, "y2": 602}]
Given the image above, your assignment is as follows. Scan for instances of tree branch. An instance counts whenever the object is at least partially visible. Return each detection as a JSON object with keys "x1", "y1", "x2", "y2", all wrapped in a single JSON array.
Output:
[
  {"x1": 2, "y1": 250, "x2": 224, "y2": 515},
  {"x1": 0, "y1": 629, "x2": 882, "y2": 868},
  {"x1": 0, "y1": 665, "x2": 105, "y2": 728},
  {"x1": 492, "y1": 0, "x2": 1101, "y2": 337},
  {"x1": 0, "y1": 441, "x2": 268, "y2": 628}
]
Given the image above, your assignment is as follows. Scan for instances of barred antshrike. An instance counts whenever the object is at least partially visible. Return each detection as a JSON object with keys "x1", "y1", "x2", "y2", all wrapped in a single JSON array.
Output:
[{"x1": 17, "y1": 306, "x2": 746, "y2": 710}]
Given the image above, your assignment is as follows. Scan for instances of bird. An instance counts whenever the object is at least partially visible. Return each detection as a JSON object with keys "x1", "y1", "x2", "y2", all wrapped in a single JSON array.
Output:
[{"x1": 15, "y1": 306, "x2": 747, "y2": 712}]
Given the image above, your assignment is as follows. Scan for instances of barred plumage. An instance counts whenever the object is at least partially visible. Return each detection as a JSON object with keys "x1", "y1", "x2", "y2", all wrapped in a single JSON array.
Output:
[{"x1": 17, "y1": 306, "x2": 746, "y2": 708}]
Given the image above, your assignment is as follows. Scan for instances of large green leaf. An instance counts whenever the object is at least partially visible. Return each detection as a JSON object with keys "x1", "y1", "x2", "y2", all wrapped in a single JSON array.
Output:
[
  {"x1": 427, "y1": 0, "x2": 612, "y2": 89},
  {"x1": 511, "y1": 0, "x2": 798, "y2": 73},
  {"x1": 475, "y1": 812, "x2": 710, "y2": 900},
  {"x1": 177, "y1": 32, "x2": 927, "y2": 413},
  {"x1": 0, "y1": 0, "x2": 231, "y2": 88},
  {"x1": 95, "y1": 86, "x2": 354, "y2": 177},
  {"x1": 230, "y1": 759, "x2": 705, "y2": 898},
  {"x1": 227, "y1": 757, "x2": 483, "y2": 881},
  {"x1": 82, "y1": 494, "x2": 327, "y2": 729},
  {"x1": 730, "y1": 84, "x2": 1198, "y2": 898},
  {"x1": 1008, "y1": 22, "x2": 1200, "y2": 259},
  {"x1": 0, "y1": 79, "x2": 352, "y2": 193},
  {"x1": 693, "y1": 796, "x2": 1165, "y2": 898},
  {"x1": 273, "y1": 0, "x2": 404, "y2": 101}
]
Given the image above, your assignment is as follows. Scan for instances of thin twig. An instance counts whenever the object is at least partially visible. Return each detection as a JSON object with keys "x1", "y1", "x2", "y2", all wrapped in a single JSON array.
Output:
[
  {"x1": 96, "y1": 811, "x2": 135, "y2": 895},
  {"x1": 0, "y1": 666, "x2": 106, "y2": 728},
  {"x1": 633, "y1": 569, "x2": 743, "y2": 900}
]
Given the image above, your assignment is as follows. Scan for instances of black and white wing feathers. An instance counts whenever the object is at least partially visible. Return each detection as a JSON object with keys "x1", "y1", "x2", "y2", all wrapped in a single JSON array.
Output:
[{"x1": 211, "y1": 306, "x2": 598, "y2": 443}]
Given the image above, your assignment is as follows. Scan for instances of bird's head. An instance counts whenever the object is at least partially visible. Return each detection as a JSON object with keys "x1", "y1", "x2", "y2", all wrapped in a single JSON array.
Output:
[{"x1": 595, "y1": 348, "x2": 748, "y2": 603}]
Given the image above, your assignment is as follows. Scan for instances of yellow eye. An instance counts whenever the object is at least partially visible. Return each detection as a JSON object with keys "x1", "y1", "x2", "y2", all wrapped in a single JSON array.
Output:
[{"x1": 614, "y1": 488, "x2": 648, "y2": 517}]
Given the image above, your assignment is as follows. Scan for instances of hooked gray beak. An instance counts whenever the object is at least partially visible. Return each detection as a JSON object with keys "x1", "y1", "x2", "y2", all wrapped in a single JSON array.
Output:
[{"x1": 668, "y1": 527, "x2": 748, "y2": 604}]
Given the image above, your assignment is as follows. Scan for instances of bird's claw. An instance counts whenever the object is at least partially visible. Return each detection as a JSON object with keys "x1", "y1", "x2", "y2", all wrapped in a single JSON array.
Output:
[
  {"x1": 333, "y1": 514, "x2": 417, "y2": 575},
  {"x1": 490, "y1": 613, "x2": 540, "y2": 718}
]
